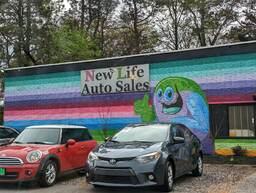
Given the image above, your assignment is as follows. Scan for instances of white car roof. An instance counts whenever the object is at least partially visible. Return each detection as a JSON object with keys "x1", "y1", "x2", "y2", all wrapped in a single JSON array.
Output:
[{"x1": 26, "y1": 125, "x2": 88, "y2": 129}]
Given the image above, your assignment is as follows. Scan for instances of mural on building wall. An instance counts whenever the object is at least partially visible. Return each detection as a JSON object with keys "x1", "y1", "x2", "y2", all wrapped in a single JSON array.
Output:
[
  {"x1": 134, "y1": 77, "x2": 212, "y2": 154},
  {"x1": 3, "y1": 52, "x2": 256, "y2": 151}
]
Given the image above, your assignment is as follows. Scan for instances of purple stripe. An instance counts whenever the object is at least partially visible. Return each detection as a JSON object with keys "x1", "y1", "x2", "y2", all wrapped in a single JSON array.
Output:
[
  {"x1": 5, "y1": 85, "x2": 256, "y2": 104},
  {"x1": 200, "y1": 80, "x2": 256, "y2": 90},
  {"x1": 151, "y1": 73, "x2": 256, "y2": 87},
  {"x1": 204, "y1": 87, "x2": 256, "y2": 96},
  {"x1": 5, "y1": 92, "x2": 153, "y2": 107}
]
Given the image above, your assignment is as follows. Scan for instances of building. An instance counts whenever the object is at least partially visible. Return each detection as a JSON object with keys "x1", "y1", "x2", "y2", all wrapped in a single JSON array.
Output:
[{"x1": 3, "y1": 41, "x2": 256, "y2": 146}]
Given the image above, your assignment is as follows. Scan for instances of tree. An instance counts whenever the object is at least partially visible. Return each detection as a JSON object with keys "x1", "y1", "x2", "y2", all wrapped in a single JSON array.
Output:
[
  {"x1": 67, "y1": 0, "x2": 119, "y2": 56},
  {"x1": 49, "y1": 24, "x2": 101, "y2": 63},
  {"x1": 184, "y1": 0, "x2": 239, "y2": 46},
  {"x1": 229, "y1": 0, "x2": 256, "y2": 41},
  {"x1": 110, "y1": 0, "x2": 158, "y2": 55},
  {"x1": 155, "y1": 0, "x2": 195, "y2": 50}
]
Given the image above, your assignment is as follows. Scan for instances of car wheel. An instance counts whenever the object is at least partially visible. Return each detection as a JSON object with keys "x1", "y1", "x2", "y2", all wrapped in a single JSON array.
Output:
[
  {"x1": 192, "y1": 154, "x2": 203, "y2": 177},
  {"x1": 160, "y1": 161, "x2": 174, "y2": 192},
  {"x1": 39, "y1": 160, "x2": 58, "y2": 187}
]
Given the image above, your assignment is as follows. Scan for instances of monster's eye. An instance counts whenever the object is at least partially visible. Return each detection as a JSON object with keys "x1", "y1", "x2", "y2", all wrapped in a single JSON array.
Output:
[
  {"x1": 164, "y1": 87, "x2": 174, "y2": 102},
  {"x1": 157, "y1": 89, "x2": 163, "y2": 100}
]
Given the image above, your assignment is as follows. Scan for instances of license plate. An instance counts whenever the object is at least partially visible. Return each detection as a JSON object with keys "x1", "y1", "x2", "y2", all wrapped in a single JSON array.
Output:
[{"x1": 0, "y1": 168, "x2": 5, "y2": 176}]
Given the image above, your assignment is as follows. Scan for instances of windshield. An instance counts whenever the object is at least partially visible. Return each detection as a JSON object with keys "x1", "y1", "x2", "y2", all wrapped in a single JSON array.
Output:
[
  {"x1": 14, "y1": 128, "x2": 60, "y2": 145},
  {"x1": 112, "y1": 125, "x2": 169, "y2": 143}
]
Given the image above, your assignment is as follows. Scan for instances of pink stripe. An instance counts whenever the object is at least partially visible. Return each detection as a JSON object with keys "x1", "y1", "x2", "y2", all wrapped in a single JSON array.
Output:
[
  {"x1": 5, "y1": 105, "x2": 134, "y2": 116},
  {"x1": 207, "y1": 94, "x2": 255, "y2": 104},
  {"x1": 5, "y1": 111, "x2": 138, "y2": 121}
]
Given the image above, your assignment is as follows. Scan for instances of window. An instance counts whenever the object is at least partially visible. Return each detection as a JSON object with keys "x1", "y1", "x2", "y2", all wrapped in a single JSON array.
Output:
[
  {"x1": 229, "y1": 105, "x2": 255, "y2": 137},
  {"x1": 112, "y1": 125, "x2": 169, "y2": 142},
  {"x1": 0, "y1": 128, "x2": 18, "y2": 139},
  {"x1": 171, "y1": 125, "x2": 185, "y2": 138},
  {"x1": 210, "y1": 104, "x2": 255, "y2": 138},
  {"x1": 14, "y1": 128, "x2": 60, "y2": 145},
  {"x1": 61, "y1": 129, "x2": 92, "y2": 144}
]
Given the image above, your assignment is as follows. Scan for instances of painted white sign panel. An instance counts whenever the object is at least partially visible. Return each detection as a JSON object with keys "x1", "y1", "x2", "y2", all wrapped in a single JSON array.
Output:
[{"x1": 81, "y1": 64, "x2": 150, "y2": 95}]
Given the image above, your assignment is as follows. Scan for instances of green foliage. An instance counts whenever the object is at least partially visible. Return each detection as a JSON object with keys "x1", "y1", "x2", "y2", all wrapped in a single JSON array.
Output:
[
  {"x1": 50, "y1": 25, "x2": 101, "y2": 63},
  {"x1": 134, "y1": 94, "x2": 156, "y2": 123},
  {"x1": 215, "y1": 139, "x2": 256, "y2": 150}
]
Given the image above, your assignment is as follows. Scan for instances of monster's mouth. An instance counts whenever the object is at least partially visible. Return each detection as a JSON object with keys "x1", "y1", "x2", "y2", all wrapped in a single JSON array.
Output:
[
  {"x1": 162, "y1": 103, "x2": 181, "y2": 115},
  {"x1": 161, "y1": 88, "x2": 183, "y2": 115}
]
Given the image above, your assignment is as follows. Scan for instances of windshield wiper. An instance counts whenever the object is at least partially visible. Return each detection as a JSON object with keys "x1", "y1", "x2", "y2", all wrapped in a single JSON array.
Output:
[
  {"x1": 108, "y1": 139, "x2": 120, "y2": 143},
  {"x1": 129, "y1": 140, "x2": 154, "y2": 143},
  {"x1": 13, "y1": 141, "x2": 23, "y2": 144},
  {"x1": 26, "y1": 141, "x2": 53, "y2": 145}
]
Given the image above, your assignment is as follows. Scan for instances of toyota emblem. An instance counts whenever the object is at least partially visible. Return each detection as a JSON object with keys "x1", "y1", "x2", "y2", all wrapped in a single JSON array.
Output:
[{"x1": 109, "y1": 159, "x2": 117, "y2": 165}]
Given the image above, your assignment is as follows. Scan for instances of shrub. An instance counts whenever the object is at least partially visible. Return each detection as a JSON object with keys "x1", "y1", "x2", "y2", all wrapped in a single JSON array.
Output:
[{"x1": 231, "y1": 146, "x2": 247, "y2": 156}]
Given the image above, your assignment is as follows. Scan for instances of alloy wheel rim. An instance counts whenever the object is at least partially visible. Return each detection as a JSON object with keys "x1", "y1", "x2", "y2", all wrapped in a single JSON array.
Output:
[
  {"x1": 45, "y1": 163, "x2": 56, "y2": 184},
  {"x1": 167, "y1": 165, "x2": 173, "y2": 188},
  {"x1": 198, "y1": 156, "x2": 203, "y2": 174}
]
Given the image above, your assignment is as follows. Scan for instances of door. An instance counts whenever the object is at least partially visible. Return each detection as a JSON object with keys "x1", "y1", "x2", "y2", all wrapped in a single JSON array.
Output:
[
  {"x1": 169, "y1": 124, "x2": 190, "y2": 176},
  {"x1": 59, "y1": 128, "x2": 96, "y2": 170},
  {"x1": 228, "y1": 105, "x2": 255, "y2": 137},
  {"x1": 58, "y1": 129, "x2": 81, "y2": 171},
  {"x1": 78, "y1": 129, "x2": 97, "y2": 168}
]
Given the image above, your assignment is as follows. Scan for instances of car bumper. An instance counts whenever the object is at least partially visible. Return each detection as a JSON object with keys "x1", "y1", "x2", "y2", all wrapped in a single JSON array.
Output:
[
  {"x1": 86, "y1": 158, "x2": 166, "y2": 187},
  {"x1": 0, "y1": 163, "x2": 40, "y2": 182}
]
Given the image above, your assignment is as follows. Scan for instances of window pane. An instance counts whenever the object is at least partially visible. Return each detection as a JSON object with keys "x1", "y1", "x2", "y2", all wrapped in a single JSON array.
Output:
[
  {"x1": 61, "y1": 129, "x2": 91, "y2": 143},
  {"x1": 229, "y1": 105, "x2": 255, "y2": 137}
]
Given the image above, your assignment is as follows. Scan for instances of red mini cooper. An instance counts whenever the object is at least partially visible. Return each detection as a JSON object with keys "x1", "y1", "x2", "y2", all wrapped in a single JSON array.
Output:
[{"x1": 0, "y1": 125, "x2": 97, "y2": 187}]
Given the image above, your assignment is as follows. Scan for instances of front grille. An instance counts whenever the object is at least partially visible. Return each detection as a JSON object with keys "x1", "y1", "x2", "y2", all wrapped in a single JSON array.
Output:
[
  {"x1": 0, "y1": 157, "x2": 23, "y2": 166},
  {"x1": 93, "y1": 167, "x2": 138, "y2": 185},
  {"x1": 94, "y1": 175, "x2": 138, "y2": 184},
  {"x1": 98, "y1": 157, "x2": 135, "y2": 162},
  {"x1": 0, "y1": 172, "x2": 19, "y2": 180}
]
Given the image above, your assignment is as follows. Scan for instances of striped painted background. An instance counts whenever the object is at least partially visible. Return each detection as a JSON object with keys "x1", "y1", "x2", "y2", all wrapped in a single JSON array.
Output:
[{"x1": 4, "y1": 53, "x2": 256, "y2": 139}]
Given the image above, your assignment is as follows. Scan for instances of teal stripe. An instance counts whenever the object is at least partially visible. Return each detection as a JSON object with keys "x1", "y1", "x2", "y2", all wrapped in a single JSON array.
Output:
[
  {"x1": 6, "y1": 71, "x2": 80, "y2": 87},
  {"x1": 150, "y1": 53, "x2": 256, "y2": 70},
  {"x1": 150, "y1": 57, "x2": 256, "y2": 75},
  {"x1": 5, "y1": 81, "x2": 80, "y2": 93},
  {"x1": 151, "y1": 66, "x2": 256, "y2": 81}
]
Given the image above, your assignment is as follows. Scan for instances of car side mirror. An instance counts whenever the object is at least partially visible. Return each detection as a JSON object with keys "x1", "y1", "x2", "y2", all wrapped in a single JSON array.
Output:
[
  {"x1": 66, "y1": 139, "x2": 76, "y2": 147},
  {"x1": 173, "y1": 137, "x2": 185, "y2": 144},
  {"x1": 104, "y1": 136, "x2": 111, "y2": 142}
]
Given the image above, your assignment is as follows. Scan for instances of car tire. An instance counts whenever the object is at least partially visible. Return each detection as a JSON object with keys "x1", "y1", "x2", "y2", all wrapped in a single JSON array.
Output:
[
  {"x1": 160, "y1": 161, "x2": 174, "y2": 192},
  {"x1": 39, "y1": 160, "x2": 58, "y2": 187},
  {"x1": 192, "y1": 154, "x2": 203, "y2": 177}
]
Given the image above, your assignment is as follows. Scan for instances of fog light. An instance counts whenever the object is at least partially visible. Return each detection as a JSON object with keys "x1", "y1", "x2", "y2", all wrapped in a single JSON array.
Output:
[
  {"x1": 148, "y1": 174, "x2": 154, "y2": 180},
  {"x1": 25, "y1": 170, "x2": 32, "y2": 176}
]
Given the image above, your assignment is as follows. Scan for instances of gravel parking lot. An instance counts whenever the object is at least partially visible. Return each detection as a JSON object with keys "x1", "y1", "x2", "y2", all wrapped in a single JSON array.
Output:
[{"x1": 0, "y1": 164, "x2": 255, "y2": 193}]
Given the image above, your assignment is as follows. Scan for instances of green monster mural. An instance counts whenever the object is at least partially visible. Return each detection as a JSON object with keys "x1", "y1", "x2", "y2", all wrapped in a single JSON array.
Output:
[{"x1": 134, "y1": 77, "x2": 213, "y2": 154}]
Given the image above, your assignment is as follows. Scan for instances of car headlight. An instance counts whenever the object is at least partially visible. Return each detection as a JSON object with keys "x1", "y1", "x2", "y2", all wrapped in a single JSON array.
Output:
[
  {"x1": 136, "y1": 152, "x2": 161, "y2": 164},
  {"x1": 26, "y1": 150, "x2": 43, "y2": 163},
  {"x1": 88, "y1": 152, "x2": 98, "y2": 163}
]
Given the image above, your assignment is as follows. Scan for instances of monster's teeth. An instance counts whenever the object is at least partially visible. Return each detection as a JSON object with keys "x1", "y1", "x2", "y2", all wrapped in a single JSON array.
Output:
[{"x1": 163, "y1": 107, "x2": 180, "y2": 114}]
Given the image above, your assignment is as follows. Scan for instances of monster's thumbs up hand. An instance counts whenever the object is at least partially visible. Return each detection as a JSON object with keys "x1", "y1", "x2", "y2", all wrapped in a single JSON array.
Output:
[{"x1": 134, "y1": 94, "x2": 156, "y2": 123}]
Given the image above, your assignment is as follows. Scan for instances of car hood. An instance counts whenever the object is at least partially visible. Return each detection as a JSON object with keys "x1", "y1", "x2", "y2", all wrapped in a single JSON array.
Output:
[
  {"x1": 94, "y1": 141, "x2": 163, "y2": 158},
  {"x1": 0, "y1": 144, "x2": 52, "y2": 158}
]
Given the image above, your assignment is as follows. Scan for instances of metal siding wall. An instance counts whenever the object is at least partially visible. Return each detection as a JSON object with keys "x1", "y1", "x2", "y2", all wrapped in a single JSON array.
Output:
[{"x1": 4, "y1": 53, "x2": 256, "y2": 136}]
